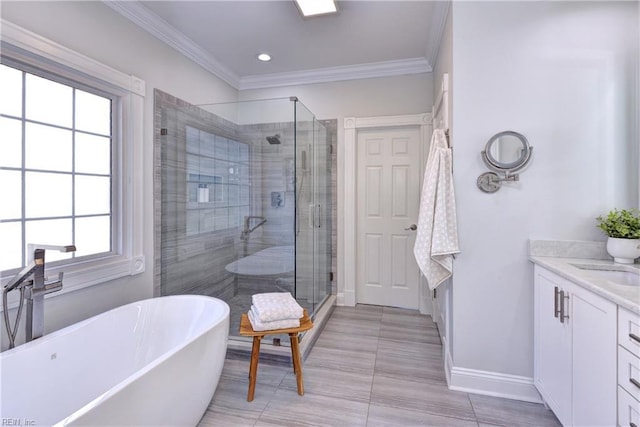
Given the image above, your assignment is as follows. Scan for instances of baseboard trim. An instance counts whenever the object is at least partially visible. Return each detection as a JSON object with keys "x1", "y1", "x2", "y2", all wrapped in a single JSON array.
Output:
[
  {"x1": 442, "y1": 335, "x2": 453, "y2": 387},
  {"x1": 337, "y1": 289, "x2": 355, "y2": 306},
  {"x1": 448, "y1": 365, "x2": 543, "y2": 404}
]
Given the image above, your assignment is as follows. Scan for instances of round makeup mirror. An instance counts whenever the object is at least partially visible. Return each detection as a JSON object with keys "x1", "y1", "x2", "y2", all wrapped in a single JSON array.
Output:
[
  {"x1": 481, "y1": 131, "x2": 532, "y2": 174},
  {"x1": 477, "y1": 131, "x2": 533, "y2": 193}
]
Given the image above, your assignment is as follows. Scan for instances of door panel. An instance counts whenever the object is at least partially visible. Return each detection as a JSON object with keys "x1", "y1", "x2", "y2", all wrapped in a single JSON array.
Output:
[{"x1": 356, "y1": 127, "x2": 420, "y2": 308}]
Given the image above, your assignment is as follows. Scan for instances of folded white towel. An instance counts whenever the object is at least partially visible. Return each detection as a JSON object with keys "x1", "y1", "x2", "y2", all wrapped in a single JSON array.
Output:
[
  {"x1": 248, "y1": 307, "x2": 300, "y2": 331},
  {"x1": 251, "y1": 292, "x2": 303, "y2": 322}
]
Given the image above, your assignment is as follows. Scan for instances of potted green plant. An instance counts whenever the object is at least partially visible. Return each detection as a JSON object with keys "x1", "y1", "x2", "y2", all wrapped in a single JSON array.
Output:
[{"x1": 596, "y1": 208, "x2": 640, "y2": 264}]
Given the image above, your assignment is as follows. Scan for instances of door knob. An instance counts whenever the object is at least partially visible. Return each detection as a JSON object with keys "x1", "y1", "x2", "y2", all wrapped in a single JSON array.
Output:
[{"x1": 405, "y1": 224, "x2": 417, "y2": 231}]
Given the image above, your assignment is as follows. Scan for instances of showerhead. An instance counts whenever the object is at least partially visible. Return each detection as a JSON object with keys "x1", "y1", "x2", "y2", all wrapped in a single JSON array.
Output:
[{"x1": 266, "y1": 134, "x2": 281, "y2": 145}]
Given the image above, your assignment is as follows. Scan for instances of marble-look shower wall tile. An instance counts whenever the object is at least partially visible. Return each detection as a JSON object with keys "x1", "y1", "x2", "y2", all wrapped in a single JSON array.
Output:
[{"x1": 154, "y1": 90, "x2": 337, "y2": 330}]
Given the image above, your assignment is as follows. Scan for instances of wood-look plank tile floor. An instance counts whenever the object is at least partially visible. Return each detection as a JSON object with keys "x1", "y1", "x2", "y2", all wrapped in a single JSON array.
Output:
[{"x1": 198, "y1": 305, "x2": 561, "y2": 427}]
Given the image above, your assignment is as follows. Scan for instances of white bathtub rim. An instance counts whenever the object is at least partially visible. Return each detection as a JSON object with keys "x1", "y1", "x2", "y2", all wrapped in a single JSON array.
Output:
[
  {"x1": 2, "y1": 295, "x2": 229, "y2": 425},
  {"x1": 57, "y1": 295, "x2": 229, "y2": 426},
  {"x1": 1, "y1": 295, "x2": 228, "y2": 357},
  {"x1": 56, "y1": 319, "x2": 229, "y2": 426}
]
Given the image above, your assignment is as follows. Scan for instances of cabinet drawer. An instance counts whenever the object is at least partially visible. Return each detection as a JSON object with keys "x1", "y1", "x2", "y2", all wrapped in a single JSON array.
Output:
[
  {"x1": 619, "y1": 345, "x2": 640, "y2": 401},
  {"x1": 618, "y1": 385, "x2": 640, "y2": 427},
  {"x1": 619, "y1": 307, "x2": 640, "y2": 357}
]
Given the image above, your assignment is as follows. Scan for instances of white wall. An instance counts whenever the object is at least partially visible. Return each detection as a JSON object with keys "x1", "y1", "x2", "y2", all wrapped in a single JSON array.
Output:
[
  {"x1": 0, "y1": 1, "x2": 237, "y2": 345},
  {"x1": 450, "y1": 0, "x2": 638, "y2": 380}
]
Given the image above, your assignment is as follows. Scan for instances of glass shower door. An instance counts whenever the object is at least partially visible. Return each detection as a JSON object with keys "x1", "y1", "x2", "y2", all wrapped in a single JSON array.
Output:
[
  {"x1": 294, "y1": 102, "x2": 315, "y2": 314},
  {"x1": 294, "y1": 101, "x2": 331, "y2": 317},
  {"x1": 312, "y1": 119, "x2": 331, "y2": 312}
]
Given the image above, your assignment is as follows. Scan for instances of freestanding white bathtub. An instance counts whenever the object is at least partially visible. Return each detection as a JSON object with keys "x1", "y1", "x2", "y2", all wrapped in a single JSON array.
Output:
[{"x1": 0, "y1": 295, "x2": 229, "y2": 426}]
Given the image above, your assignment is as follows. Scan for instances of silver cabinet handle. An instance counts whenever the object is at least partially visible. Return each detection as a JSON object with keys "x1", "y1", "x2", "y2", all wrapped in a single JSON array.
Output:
[
  {"x1": 554, "y1": 286, "x2": 560, "y2": 318},
  {"x1": 631, "y1": 378, "x2": 640, "y2": 390},
  {"x1": 559, "y1": 290, "x2": 569, "y2": 323},
  {"x1": 630, "y1": 333, "x2": 640, "y2": 344},
  {"x1": 405, "y1": 224, "x2": 417, "y2": 231},
  {"x1": 630, "y1": 422, "x2": 638, "y2": 427}
]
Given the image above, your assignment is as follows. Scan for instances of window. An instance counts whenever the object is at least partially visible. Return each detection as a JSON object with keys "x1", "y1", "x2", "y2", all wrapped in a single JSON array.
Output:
[
  {"x1": 0, "y1": 62, "x2": 114, "y2": 271},
  {"x1": 185, "y1": 126, "x2": 250, "y2": 235},
  {"x1": 0, "y1": 21, "x2": 145, "y2": 295}
]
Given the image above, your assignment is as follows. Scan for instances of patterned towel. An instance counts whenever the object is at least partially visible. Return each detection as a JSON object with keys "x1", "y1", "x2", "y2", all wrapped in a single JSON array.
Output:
[
  {"x1": 248, "y1": 306, "x2": 300, "y2": 331},
  {"x1": 251, "y1": 292, "x2": 303, "y2": 322},
  {"x1": 413, "y1": 128, "x2": 460, "y2": 290}
]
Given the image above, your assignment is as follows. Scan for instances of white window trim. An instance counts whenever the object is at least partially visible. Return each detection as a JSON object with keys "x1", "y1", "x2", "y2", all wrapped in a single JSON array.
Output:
[{"x1": 0, "y1": 20, "x2": 145, "y2": 307}]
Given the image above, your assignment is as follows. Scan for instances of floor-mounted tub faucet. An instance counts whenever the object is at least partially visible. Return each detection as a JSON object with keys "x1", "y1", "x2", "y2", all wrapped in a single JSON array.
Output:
[{"x1": 2, "y1": 244, "x2": 75, "y2": 349}]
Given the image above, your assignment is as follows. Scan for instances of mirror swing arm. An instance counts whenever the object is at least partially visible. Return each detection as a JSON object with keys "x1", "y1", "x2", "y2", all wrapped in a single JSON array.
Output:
[{"x1": 477, "y1": 130, "x2": 533, "y2": 193}]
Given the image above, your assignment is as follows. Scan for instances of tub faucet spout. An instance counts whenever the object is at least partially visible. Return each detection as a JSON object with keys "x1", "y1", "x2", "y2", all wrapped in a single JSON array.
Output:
[
  {"x1": 2, "y1": 244, "x2": 76, "y2": 348},
  {"x1": 26, "y1": 245, "x2": 75, "y2": 342}
]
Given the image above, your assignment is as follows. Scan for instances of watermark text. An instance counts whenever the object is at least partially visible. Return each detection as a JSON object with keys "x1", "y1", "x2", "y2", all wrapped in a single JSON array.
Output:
[{"x1": 2, "y1": 418, "x2": 36, "y2": 426}]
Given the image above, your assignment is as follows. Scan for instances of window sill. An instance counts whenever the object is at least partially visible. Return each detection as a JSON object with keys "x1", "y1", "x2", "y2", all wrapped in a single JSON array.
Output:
[{"x1": 0, "y1": 254, "x2": 145, "y2": 311}]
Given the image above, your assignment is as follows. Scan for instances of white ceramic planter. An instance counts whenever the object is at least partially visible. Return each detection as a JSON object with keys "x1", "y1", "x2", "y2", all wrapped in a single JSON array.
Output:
[{"x1": 607, "y1": 237, "x2": 640, "y2": 264}]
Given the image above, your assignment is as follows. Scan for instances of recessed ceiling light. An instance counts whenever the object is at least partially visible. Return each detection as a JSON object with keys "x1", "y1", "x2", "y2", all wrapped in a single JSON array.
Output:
[
  {"x1": 294, "y1": 0, "x2": 338, "y2": 17},
  {"x1": 257, "y1": 53, "x2": 272, "y2": 62}
]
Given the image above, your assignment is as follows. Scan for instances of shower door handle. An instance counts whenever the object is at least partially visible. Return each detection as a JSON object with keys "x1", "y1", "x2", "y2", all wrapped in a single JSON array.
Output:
[
  {"x1": 315, "y1": 204, "x2": 321, "y2": 228},
  {"x1": 308, "y1": 204, "x2": 321, "y2": 228}
]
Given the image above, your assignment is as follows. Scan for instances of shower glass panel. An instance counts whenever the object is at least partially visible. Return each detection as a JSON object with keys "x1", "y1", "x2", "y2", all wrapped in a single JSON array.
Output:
[
  {"x1": 156, "y1": 93, "x2": 331, "y2": 341},
  {"x1": 294, "y1": 103, "x2": 332, "y2": 316}
]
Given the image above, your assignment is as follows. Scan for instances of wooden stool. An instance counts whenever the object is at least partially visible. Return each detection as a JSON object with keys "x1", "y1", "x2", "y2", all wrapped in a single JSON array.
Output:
[{"x1": 239, "y1": 309, "x2": 313, "y2": 402}]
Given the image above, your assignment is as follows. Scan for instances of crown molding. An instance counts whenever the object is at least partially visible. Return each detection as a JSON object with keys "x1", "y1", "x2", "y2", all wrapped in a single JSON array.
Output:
[
  {"x1": 103, "y1": 1, "x2": 436, "y2": 91},
  {"x1": 425, "y1": 0, "x2": 451, "y2": 69},
  {"x1": 1, "y1": 19, "x2": 146, "y2": 97},
  {"x1": 102, "y1": 0, "x2": 240, "y2": 89},
  {"x1": 238, "y1": 57, "x2": 431, "y2": 90}
]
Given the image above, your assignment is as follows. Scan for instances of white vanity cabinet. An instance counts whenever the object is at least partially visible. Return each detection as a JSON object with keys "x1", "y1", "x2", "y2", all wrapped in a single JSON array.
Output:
[
  {"x1": 618, "y1": 307, "x2": 640, "y2": 427},
  {"x1": 534, "y1": 265, "x2": 617, "y2": 427}
]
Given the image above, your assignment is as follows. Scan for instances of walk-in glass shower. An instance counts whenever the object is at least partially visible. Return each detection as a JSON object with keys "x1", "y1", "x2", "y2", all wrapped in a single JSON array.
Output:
[{"x1": 154, "y1": 91, "x2": 332, "y2": 340}]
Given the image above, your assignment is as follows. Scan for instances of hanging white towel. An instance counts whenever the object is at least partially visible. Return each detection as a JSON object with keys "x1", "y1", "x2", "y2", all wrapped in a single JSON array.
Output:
[{"x1": 413, "y1": 128, "x2": 460, "y2": 290}]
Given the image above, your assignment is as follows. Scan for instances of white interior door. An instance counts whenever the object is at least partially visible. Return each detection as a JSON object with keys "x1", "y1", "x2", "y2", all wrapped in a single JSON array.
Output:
[{"x1": 356, "y1": 127, "x2": 421, "y2": 308}]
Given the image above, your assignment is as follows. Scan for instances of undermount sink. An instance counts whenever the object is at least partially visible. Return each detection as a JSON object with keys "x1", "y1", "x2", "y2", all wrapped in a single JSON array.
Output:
[{"x1": 571, "y1": 263, "x2": 640, "y2": 286}]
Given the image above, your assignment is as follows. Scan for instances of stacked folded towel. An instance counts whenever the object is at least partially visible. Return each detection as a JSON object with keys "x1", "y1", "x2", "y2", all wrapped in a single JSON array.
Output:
[{"x1": 248, "y1": 292, "x2": 303, "y2": 331}]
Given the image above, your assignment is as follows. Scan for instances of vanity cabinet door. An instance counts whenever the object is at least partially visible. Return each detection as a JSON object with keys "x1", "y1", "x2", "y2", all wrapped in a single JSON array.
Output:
[
  {"x1": 534, "y1": 267, "x2": 572, "y2": 426},
  {"x1": 534, "y1": 266, "x2": 618, "y2": 427},
  {"x1": 570, "y1": 285, "x2": 617, "y2": 427}
]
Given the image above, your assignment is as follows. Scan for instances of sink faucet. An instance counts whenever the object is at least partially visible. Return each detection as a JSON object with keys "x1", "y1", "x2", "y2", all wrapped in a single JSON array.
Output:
[{"x1": 3, "y1": 244, "x2": 76, "y2": 348}]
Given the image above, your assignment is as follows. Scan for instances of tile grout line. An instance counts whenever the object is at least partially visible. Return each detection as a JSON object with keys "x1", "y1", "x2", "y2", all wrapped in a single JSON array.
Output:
[
  {"x1": 467, "y1": 393, "x2": 481, "y2": 427},
  {"x1": 364, "y1": 308, "x2": 384, "y2": 427}
]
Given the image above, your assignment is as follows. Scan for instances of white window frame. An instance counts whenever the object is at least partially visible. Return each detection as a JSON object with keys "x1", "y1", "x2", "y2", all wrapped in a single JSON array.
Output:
[{"x1": 0, "y1": 20, "x2": 145, "y2": 305}]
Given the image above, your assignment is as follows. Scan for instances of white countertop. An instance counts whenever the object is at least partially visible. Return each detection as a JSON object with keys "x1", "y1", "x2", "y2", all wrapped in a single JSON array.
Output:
[{"x1": 530, "y1": 256, "x2": 640, "y2": 314}]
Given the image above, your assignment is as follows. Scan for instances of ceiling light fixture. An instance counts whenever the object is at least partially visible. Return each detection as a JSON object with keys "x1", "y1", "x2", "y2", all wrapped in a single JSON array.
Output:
[
  {"x1": 257, "y1": 53, "x2": 272, "y2": 62},
  {"x1": 294, "y1": 0, "x2": 338, "y2": 17}
]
